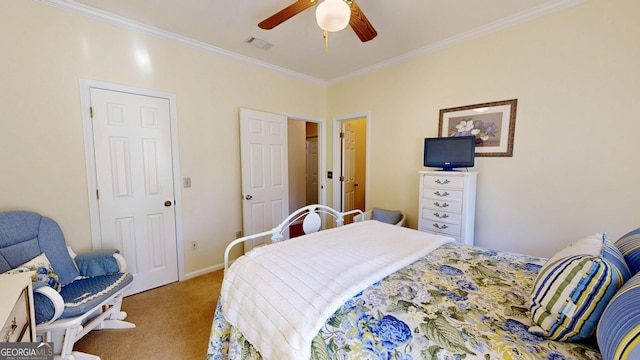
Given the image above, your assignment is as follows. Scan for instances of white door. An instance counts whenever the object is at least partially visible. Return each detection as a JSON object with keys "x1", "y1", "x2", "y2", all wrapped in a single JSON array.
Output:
[
  {"x1": 239, "y1": 108, "x2": 289, "y2": 252},
  {"x1": 90, "y1": 88, "x2": 179, "y2": 295},
  {"x1": 341, "y1": 122, "x2": 357, "y2": 222},
  {"x1": 306, "y1": 139, "x2": 319, "y2": 205}
]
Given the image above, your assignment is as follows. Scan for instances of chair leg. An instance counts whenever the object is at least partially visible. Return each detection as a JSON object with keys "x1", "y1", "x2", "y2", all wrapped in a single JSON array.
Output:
[
  {"x1": 38, "y1": 289, "x2": 135, "y2": 359},
  {"x1": 46, "y1": 326, "x2": 83, "y2": 360},
  {"x1": 100, "y1": 319, "x2": 135, "y2": 329},
  {"x1": 95, "y1": 296, "x2": 135, "y2": 330}
]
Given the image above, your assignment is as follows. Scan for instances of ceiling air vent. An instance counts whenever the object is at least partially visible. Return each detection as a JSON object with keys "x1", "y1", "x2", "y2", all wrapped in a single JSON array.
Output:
[{"x1": 244, "y1": 36, "x2": 274, "y2": 50}]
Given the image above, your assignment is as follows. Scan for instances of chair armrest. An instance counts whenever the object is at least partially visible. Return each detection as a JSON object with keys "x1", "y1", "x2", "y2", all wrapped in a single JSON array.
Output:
[
  {"x1": 397, "y1": 213, "x2": 406, "y2": 227},
  {"x1": 353, "y1": 210, "x2": 373, "y2": 222},
  {"x1": 113, "y1": 253, "x2": 127, "y2": 272},
  {"x1": 34, "y1": 285, "x2": 64, "y2": 325},
  {"x1": 74, "y1": 249, "x2": 126, "y2": 277}
]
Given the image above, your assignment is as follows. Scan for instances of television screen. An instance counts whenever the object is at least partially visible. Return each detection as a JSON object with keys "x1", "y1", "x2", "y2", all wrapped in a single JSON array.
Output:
[{"x1": 423, "y1": 136, "x2": 476, "y2": 171}]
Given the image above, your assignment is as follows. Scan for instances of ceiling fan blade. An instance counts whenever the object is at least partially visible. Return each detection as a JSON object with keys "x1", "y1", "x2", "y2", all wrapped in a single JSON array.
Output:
[
  {"x1": 348, "y1": 0, "x2": 377, "y2": 42},
  {"x1": 258, "y1": 0, "x2": 318, "y2": 30}
]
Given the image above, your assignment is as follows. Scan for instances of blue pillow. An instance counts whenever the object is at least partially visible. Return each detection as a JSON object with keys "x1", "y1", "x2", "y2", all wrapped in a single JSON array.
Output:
[
  {"x1": 372, "y1": 208, "x2": 402, "y2": 225},
  {"x1": 603, "y1": 234, "x2": 632, "y2": 282},
  {"x1": 597, "y1": 271, "x2": 640, "y2": 360},
  {"x1": 615, "y1": 227, "x2": 640, "y2": 275},
  {"x1": 75, "y1": 249, "x2": 120, "y2": 277}
]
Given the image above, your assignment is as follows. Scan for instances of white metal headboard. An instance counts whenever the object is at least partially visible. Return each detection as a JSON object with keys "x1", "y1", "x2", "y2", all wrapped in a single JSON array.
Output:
[{"x1": 224, "y1": 204, "x2": 363, "y2": 270}]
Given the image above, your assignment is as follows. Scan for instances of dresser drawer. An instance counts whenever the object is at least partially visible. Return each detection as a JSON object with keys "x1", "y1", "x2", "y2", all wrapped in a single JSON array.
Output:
[
  {"x1": 423, "y1": 199, "x2": 462, "y2": 213},
  {"x1": 422, "y1": 175, "x2": 464, "y2": 189},
  {"x1": 421, "y1": 228, "x2": 460, "y2": 243},
  {"x1": 423, "y1": 188, "x2": 464, "y2": 202},
  {"x1": 2, "y1": 288, "x2": 31, "y2": 343},
  {"x1": 421, "y1": 220, "x2": 461, "y2": 236},
  {"x1": 423, "y1": 209, "x2": 462, "y2": 224}
]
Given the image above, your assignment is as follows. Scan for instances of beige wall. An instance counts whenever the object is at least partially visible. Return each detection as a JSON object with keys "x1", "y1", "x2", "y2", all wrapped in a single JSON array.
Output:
[
  {"x1": 328, "y1": 0, "x2": 640, "y2": 257},
  {"x1": 0, "y1": 0, "x2": 326, "y2": 275}
]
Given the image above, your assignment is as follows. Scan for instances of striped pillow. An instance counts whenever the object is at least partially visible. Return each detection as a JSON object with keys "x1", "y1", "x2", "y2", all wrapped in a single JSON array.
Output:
[
  {"x1": 615, "y1": 227, "x2": 640, "y2": 275},
  {"x1": 529, "y1": 234, "x2": 630, "y2": 341},
  {"x1": 603, "y1": 235, "x2": 632, "y2": 282},
  {"x1": 597, "y1": 272, "x2": 640, "y2": 360}
]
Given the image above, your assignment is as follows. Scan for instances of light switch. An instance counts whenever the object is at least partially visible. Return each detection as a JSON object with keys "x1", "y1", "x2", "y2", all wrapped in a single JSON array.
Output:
[{"x1": 184, "y1": 177, "x2": 192, "y2": 188}]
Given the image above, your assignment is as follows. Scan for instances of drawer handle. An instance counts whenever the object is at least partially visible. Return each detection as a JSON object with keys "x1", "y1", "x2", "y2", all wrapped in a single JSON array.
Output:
[
  {"x1": 433, "y1": 223, "x2": 449, "y2": 230},
  {"x1": 435, "y1": 179, "x2": 450, "y2": 185},
  {"x1": 433, "y1": 202, "x2": 449, "y2": 208},
  {"x1": 433, "y1": 191, "x2": 450, "y2": 197},
  {"x1": 3, "y1": 318, "x2": 17, "y2": 342},
  {"x1": 434, "y1": 212, "x2": 449, "y2": 219}
]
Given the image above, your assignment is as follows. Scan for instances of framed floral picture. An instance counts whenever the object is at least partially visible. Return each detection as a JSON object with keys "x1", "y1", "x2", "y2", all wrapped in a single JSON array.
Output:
[{"x1": 438, "y1": 99, "x2": 517, "y2": 157}]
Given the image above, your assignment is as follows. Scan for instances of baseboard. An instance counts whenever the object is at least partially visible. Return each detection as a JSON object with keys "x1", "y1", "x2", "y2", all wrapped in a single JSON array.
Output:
[{"x1": 184, "y1": 264, "x2": 224, "y2": 280}]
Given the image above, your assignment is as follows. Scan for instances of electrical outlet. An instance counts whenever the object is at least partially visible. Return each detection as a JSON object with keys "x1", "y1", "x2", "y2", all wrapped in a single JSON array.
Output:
[
  {"x1": 236, "y1": 231, "x2": 242, "y2": 238},
  {"x1": 191, "y1": 240, "x2": 198, "y2": 250}
]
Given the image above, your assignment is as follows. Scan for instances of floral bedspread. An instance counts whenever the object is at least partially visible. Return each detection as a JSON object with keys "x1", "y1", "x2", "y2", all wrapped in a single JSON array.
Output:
[{"x1": 207, "y1": 243, "x2": 601, "y2": 360}]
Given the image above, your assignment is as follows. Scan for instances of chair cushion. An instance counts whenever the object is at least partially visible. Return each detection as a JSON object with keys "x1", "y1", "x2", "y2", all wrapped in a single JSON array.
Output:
[
  {"x1": 0, "y1": 211, "x2": 43, "y2": 272},
  {"x1": 529, "y1": 233, "x2": 630, "y2": 341},
  {"x1": 372, "y1": 208, "x2": 402, "y2": 225},
  {"x1": 615, "y1": 227, "x2": 640, "y2": 275},
  {"x1": 597, "y1": 271, "x2": 640, "y2": 360},
  {"x1": 0, "y1": 211, "x2": 80, "y2": 286},
  {"x1": 37, "y1": 215, "x2": 81, "y2": 286},
  {"x1": 33, "y1": 272, "x2": 133, "y2": 324},
  {"x1": 60, "y1": 272, "x2": 133, "y2": 319}
]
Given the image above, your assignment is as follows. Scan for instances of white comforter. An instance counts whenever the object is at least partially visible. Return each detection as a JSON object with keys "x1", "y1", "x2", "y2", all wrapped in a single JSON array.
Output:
[{"x1": 220, "y1": 220, "x2": 454, "y2": 360}]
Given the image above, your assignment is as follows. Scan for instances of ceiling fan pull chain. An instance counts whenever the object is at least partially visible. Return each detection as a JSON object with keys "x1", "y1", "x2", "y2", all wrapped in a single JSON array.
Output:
[{"x1": 323, "y1": 30, "x2": 329, "y2": 52}]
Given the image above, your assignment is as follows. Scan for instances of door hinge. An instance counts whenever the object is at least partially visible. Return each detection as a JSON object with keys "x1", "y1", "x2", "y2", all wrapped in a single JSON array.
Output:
[
  {"x1": 96, "y1": 189, "x2": 99, "y2": 200},
  {"x1": 339, "y1": 132, "x2": 344, "y2": 138},
  {"x1": 89, "y1": 106, "x2": 94, "y2": 119},
  {"x1": 339, "y1": 176, "x2": 344, "y2": 182}
]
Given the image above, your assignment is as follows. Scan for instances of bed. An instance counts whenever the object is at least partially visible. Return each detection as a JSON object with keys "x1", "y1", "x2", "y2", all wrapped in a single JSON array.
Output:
[{"x1": 207, "y1": 205, "x2": 640, "y2": 360}]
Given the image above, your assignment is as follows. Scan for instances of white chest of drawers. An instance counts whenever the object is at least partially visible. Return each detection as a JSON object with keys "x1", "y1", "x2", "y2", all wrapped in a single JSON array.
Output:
[
  {"x1": 1, "y1": 272, "x2": 36, "y2": 343},
  {"x1": 418, "y1": 171, "x2": 477, "y2": 245}
]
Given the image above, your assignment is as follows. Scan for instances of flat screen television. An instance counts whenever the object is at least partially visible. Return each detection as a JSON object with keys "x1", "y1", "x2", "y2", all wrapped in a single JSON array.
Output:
[{"x1": 423, "y1": 136, "x2": 476, "y2": 171}]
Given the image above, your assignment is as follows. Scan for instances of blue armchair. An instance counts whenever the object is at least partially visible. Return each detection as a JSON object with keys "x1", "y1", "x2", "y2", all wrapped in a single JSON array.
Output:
[{"x1": 0, "y1": 211, "x2": 134, "y2": 360}]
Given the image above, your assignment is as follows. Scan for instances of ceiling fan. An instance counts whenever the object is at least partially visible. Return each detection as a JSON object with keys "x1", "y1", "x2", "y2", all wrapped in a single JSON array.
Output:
[{"x1": 258, "y1": 0, "x2": 377, "y2": 42}]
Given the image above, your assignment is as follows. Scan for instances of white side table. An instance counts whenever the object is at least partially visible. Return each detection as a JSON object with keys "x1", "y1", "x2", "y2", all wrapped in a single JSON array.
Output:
[{"x1": 1, "y1": 271, "x2": 36, "y2": 342}]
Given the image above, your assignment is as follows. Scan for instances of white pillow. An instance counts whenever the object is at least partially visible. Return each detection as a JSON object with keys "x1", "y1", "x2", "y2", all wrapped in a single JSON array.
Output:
[
  {"x1": 545, "y1": 233, "x2": 604, "y2": 262},
  {"x1": 4, "y1": 253, "x2": 61, "y2": 291}
]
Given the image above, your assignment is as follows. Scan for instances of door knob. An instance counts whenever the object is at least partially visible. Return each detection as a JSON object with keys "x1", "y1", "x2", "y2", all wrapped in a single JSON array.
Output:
[
  {"x1": 164, "y1": 200, "x2": 172, "y2": 207},
  {"x1": 245, "y1": 195, "x2": 253, "y2": 200}
]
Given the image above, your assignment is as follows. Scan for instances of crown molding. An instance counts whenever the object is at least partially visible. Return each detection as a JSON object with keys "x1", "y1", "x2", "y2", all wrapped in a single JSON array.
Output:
[
  {"x1": 34, "y1": 0, "x2": 328, "y2": 86},
  {"x1": 327, "y1": 0, "x2": 587, "y2": 85},
  {"x1": 36, "y1": 0, "x2": 585, "y2": 87}
]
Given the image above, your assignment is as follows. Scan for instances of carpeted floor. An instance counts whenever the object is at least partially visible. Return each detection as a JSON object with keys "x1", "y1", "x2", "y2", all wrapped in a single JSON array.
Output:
[{"x1": 74, "y1": 270, "x2": 224, "y2": 359}]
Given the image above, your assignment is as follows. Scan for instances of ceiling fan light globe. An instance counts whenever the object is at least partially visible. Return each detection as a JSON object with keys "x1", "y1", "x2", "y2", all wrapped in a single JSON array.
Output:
[{"x1": 316, "y1": 0, "x2": 350, "y2": 32}]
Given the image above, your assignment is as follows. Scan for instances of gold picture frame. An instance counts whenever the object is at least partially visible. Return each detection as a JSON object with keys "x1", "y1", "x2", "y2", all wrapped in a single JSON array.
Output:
[{"x1": 438, "y1": 99, "x2": 517, "y2": 157}]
